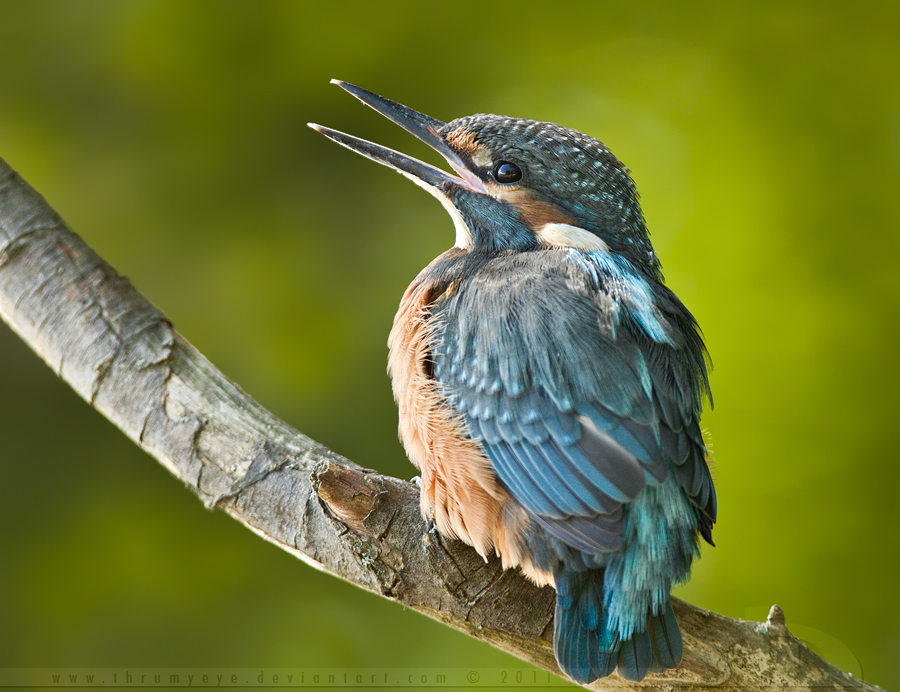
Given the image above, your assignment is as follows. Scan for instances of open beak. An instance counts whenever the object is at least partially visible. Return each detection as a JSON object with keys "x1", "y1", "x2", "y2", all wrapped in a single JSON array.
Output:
[{"x1": 308, "y1": 81, "x2": 485, "y2": 194}]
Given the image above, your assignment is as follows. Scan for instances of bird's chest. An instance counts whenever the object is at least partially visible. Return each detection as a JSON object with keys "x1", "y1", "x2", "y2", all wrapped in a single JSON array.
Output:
[{"x1": 386, "y1": 276, "x2": 508, "y2": 560}]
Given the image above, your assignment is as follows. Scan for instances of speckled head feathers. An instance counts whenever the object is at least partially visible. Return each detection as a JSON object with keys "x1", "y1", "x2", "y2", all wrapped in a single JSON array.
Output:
[{"x1": 437, "y1": 114, "x2": 656, "y2": 270}]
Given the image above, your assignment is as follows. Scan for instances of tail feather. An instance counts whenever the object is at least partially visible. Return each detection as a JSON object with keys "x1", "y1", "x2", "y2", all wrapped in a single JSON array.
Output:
[
  {"x1": 559, "y1": 611, "x2": 592, "y2": 683},
  {"x1": 616, "y1": 629, "x2": 652, "y2": 681},
  {"x1": 553, "y1": 571, "x2": 615, "y2": 684},
  {"x1": 553, "y1": 570, "x2": 683, "y2": 684},
  {"x1": 649, "y1": 600, "x2": 683, "y2": 669},
  {"x1": 579, "y1": 572, "x2": 602, "y2": 630}
]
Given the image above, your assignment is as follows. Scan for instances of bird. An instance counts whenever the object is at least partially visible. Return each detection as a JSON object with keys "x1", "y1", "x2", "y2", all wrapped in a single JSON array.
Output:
[{"x1": 309, "y1": 81, "x2": 716, "y2": 684}]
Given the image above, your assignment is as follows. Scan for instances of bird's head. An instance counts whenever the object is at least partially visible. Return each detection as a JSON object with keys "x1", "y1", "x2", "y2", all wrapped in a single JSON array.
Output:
[{"x1": 310, "y1": 81, "x2": 658, "y2": 275}]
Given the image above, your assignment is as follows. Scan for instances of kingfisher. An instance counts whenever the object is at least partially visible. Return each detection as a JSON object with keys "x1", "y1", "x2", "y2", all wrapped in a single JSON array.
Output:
[{"x1": 310, "y1": 81, "x2": 716, "y2": 684}]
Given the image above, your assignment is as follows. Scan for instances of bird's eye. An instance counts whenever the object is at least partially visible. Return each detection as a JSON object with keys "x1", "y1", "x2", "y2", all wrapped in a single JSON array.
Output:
[{"x1": 491, "y1": 161, "x2": 523, "y2": 184}]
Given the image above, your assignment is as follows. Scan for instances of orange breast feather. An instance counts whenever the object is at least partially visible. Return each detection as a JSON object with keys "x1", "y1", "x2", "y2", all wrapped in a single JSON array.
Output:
[{"x1": 387, "y1": 259, "x2": 551, "y2": 585}]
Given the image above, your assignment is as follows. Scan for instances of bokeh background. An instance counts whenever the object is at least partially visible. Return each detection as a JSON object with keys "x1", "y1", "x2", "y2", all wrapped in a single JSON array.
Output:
[{"x1": 1, "y1": 0, "x2": 899, "y2": 689}]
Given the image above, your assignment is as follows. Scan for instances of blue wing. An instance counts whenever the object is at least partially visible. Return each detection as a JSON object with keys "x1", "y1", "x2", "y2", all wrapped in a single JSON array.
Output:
[{"x1": 428, "y1": 250, "x2": 715, "y2": 552}]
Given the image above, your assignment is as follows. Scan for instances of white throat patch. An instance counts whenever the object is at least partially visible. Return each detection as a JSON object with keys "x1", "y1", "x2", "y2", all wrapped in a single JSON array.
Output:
[{"x1": 537, "y1": 223, "x2": 609, "y2": 253}]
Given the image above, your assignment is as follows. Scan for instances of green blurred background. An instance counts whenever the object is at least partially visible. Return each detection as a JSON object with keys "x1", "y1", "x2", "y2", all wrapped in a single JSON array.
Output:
[{"x1": 1, "y1": 0, "x2": 898, "y2": 688}]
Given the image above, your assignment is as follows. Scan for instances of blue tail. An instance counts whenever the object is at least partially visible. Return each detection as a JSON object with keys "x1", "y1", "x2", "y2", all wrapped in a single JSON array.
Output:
[{"x1": 553, "y1": 570, "x2": 682, "y2": 683}]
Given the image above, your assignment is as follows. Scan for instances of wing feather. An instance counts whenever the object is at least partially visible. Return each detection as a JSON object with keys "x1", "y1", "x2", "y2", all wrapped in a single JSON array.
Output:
[{"x1": 427, "y1": 250, "x2": 716, "y2": 553}]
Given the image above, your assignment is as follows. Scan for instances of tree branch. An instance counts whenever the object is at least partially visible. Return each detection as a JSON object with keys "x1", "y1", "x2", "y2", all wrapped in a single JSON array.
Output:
[{"x1": 0, "y1": 157, "x2": 877, "y2": 691}]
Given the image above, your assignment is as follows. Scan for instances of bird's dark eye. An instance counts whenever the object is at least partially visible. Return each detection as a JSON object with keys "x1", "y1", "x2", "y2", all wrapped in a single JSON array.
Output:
[{"x1": 491, "y1": 161, "x2": 523, "y2": 184}]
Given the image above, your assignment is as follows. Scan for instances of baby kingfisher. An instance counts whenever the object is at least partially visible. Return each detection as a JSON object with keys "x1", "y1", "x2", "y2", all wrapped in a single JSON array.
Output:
[{"x1": 311, "y1": 81, "x2": 716, "y2": 684}]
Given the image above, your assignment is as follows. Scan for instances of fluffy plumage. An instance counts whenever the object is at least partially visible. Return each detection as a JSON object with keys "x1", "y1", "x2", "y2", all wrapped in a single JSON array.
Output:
[
  {"x1": 313, "y1": 82, "x2": 717, "y2": 684},
  {"x1": 407, "y1": 244, "x2": 713, "y2": 682}
]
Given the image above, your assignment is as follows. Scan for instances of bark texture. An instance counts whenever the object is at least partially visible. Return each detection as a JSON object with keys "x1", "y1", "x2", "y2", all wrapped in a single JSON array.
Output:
[{"x1": 0, "y1": 157, "x2": 880, "y2": 691}]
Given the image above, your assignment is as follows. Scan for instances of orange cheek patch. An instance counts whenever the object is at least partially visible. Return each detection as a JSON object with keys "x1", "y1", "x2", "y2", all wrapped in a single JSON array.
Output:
[{"x1": 492, "y1": 187, "x2": 577, "y2": 230}]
